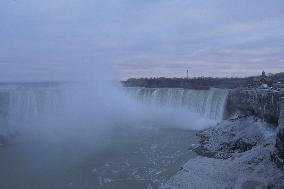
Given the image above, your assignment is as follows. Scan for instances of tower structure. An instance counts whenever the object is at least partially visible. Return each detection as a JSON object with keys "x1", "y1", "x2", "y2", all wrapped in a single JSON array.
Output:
[
  {"x1": 186, "y1": 69, "x2": 189, "y2": 79},
  {"x1": 262, "y1": 70, "x2": 266, "y2": 77}
]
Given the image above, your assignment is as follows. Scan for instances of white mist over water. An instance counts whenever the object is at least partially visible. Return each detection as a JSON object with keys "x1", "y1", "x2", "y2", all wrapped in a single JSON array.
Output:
[
  {"x1": 0, "y1": 81, "x2": 229, "y2": 139},
  {"x1": 0, "y1": 77, "x2": 230, "y2": 189},
  {"x1": 0, "y1": 61, "x2": 230, "y2": 157}
]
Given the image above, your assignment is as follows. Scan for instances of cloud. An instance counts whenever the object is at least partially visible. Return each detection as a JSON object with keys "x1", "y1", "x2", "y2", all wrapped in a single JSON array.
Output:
[{"x1": 0, "y1": 0, "x2": 283, "y2": 81}]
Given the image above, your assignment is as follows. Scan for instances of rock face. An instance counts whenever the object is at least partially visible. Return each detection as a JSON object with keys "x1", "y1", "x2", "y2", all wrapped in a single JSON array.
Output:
[
  {"x1": 273, "y1": 98, "x2": 284, "y2": 169},
  {"x1": 226, "y1": 88, "x2": 284, "y2": 123},
  {"x1": 161, "y1": 118, "x2": 284, "y2": 189},
  {"x1": 193, "y1": 118, "x2": 269, "y2": 160}
]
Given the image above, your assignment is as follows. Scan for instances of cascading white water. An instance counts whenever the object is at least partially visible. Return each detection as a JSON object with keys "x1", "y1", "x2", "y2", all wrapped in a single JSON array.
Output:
[
  {"x1": 126, "y1": 87, "x2": 229, "y2": 122},
  {"x1": 0, "y1": 85, "x2": 63, "y2": 126},
  {"x1": 0, "y1": 84, "x2": 229, "y2": 133}
]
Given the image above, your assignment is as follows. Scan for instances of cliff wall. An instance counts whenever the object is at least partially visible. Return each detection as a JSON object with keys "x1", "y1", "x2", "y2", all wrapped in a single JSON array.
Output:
[
  {"x1": 226, "y1": 88, "x2": 284, "y2": 169},
  {"x1": 273, "y1": 98, "x2": 284, "y2": 169},
  {"x1": 226, "y1": 88, "x2": 284, "y2": 123}
]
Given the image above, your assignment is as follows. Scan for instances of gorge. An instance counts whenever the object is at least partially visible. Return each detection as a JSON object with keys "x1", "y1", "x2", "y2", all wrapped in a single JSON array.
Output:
[{"x1": 0, "y1": 83, "x2": 284, "y2": 188}]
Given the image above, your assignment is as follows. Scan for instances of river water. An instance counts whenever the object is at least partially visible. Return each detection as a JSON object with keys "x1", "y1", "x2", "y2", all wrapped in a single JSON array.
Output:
[
  {"x1": 0, "y1": 126, "x2": 198, "y2": 189},
  {"x1": 0, "y1": 84, "x2": 229, "y2": 189}
]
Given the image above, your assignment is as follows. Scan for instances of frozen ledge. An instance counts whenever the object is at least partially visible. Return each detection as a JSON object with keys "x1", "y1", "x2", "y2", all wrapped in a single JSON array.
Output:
[{"x1": 160, "y1": 118, "x2": 284, "y2": 189}]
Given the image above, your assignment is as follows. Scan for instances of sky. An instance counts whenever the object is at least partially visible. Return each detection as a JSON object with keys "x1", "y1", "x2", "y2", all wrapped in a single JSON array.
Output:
[{"x1": 0, "y1": 0, "x2": 284, "y2": 81}]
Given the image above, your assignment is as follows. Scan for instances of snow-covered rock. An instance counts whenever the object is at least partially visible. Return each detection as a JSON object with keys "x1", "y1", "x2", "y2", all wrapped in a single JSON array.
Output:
[
  {"x1": 160, "y1": 118, "x2": 284, "y2": 189},
  {"x1": 160, "y1": 144, "x2": 284, "y2": 189},
  {"x1": 193, "y1": 118, "x2": 273, "y2": 159}
]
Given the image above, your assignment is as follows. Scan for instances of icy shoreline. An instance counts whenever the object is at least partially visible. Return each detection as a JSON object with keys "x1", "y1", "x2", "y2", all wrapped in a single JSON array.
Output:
[{"x1": 160, "y1": 117, "x2": 284, "y2": 189}]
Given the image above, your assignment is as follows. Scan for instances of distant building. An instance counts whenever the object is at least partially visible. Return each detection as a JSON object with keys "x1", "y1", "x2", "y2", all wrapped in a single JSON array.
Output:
[{"x1": 252, "y1": 71, "x2": 272, "y2": 87}]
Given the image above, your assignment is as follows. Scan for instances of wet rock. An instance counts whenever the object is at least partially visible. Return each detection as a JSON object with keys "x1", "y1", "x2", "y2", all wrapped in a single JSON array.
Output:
[
  {"x1": 229, "y1": 138, "x2": 256, "y2": 152},
  {"x1": 272, "y1": 98, "x2": 284, "y2": 170},
  {"x1": 192, "y1": 146, "x2": 217, "y2": 158},
  {"x1": 194, "y1": 117, "x2": 268, "y2": 160},
  {"x1": 199, "y1": 135, "x2": 209, "y2": 145},
  {"x1": 271, "y1": 153, "x2": 284, "y2": 170},
  {"x1": 226, "y1": 88, "x2": 284, "y2": 123},
  {"x1": 241, "y1": 180, "x2": 266, "y2": 189},
  {"x1": 276, "y1": 130, "x2": 284, "y2": 159}
]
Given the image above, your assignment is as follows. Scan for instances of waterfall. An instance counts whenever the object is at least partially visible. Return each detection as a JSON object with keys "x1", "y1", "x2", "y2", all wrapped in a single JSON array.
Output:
[
  {"x1": 0, "y1": 85, "x2": 63, "y2": 126},
  {"x1": 0, "y1": 84, "x2": 229, "y2": 132},
  {"x1": 126, "y1": 87, "x2": 229, "y2": 122}
]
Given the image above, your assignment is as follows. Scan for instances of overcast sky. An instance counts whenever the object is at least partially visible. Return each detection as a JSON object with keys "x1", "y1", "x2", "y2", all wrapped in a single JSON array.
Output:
[{"x1": 0, "y1": 0, "x2": 284, "y2": 81}]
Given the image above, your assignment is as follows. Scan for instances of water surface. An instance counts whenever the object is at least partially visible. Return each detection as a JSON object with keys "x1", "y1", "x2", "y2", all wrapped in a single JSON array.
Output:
[{"x1": 0, "y1": 126, "x2": 198, "y2": 189}]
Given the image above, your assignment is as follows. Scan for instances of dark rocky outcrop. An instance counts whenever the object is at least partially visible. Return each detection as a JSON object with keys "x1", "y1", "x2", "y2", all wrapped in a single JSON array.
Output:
[
  {"x1": 276, "y1": 99, "x2": 284, "y2": 157},
  {"x1": 272, "y1": 98, "x2": 284, "y2": 170},
  {"x1": 193, "y1": 118, "x2": 267, "y2": 159},
  {"x1": 226, "y1": 88, "x2": 284, "y2": 123}
]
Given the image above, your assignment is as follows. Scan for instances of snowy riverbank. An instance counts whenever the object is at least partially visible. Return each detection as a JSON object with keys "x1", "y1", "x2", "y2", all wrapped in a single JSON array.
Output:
[{"x1": 160, "y1": 117, "x2": 284, "y2": 189}]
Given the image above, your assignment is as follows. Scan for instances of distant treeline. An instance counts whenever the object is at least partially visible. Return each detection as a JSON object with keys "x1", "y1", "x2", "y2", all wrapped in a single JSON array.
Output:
[{"x1": 122, "y1": 72, "x2": 284, "y2": 89}]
